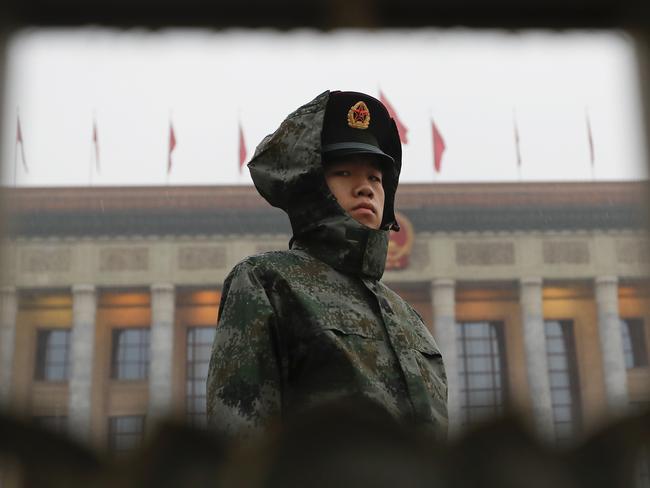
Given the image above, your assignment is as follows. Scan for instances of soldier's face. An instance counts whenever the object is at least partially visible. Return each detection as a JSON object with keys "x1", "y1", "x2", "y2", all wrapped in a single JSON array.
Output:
[{"x1": 324, "y1": 156, "x2": 385, "y2": 230}]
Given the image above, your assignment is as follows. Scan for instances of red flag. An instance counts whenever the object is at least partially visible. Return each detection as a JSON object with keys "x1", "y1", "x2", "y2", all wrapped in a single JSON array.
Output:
[
  {"x1": 513, "y1": 112, "x2": 522, "y2": 167},
  {"x1": 585, "y1": 109, "x2": 595, "y2": 167},
  {"x1": 167, "y1": 121, "x2": 176, "y2": 174},
  {"x1": 239, "y1": 122, "x2": 247, "y2": 171},
  {"x1": 15, "y1": 114, "x2": 28, "y2": 173},
  {"x1": 378, "y1": 89, "x2": 408, "y2": 144},
  {"x1": 92, "y1": 117, "x2": 100, "y2": 172},
  {"x1": 431, "y1": 119, "x2": 446, "y2": 173}
]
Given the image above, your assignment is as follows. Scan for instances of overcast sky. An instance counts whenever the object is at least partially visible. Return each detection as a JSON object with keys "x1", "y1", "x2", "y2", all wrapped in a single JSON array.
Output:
[{"x1": 1, "y1": 28, "x2": 647, "y2": 187}]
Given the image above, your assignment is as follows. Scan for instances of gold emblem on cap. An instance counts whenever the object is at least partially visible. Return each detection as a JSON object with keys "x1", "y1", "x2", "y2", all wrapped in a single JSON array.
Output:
[{"x1": 347, "y1": 101, "x2": 371, "y2": 129}]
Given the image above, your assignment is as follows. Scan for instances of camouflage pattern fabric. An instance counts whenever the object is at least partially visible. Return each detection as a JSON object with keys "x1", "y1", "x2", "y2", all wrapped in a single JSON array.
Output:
[{"x1": 207, "y1": 90, "x2": 448, "y2": 440}]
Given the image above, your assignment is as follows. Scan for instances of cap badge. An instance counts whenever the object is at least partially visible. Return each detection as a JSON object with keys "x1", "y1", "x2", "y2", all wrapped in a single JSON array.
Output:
[{"x1": 347, "y1": 101, "x2": 371, "y2": 129}]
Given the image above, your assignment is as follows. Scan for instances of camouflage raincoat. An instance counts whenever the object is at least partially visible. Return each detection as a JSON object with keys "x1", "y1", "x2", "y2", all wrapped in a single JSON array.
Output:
[{"x1": 207, "y1": 91, "x2": 448, "y2": 439}]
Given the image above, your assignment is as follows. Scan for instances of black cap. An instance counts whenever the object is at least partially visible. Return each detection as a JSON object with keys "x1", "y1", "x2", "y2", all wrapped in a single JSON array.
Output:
[{"x1": 321, "y1": 91, "x2": 398, "y2": 168}]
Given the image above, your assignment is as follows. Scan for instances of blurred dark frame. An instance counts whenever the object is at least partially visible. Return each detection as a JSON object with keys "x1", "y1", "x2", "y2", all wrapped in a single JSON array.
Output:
[
  {"x1": 0, "y1": 0, "x2": 649, "y2": 29},
  {"x1": 0, "y1": 5, "x2": 648, "y2": 488}
]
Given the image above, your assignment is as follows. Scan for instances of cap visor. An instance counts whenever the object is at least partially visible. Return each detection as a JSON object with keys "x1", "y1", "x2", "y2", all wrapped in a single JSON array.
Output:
[{"x1": 322, "y1": 142, "x2": 394, "y2": 166}]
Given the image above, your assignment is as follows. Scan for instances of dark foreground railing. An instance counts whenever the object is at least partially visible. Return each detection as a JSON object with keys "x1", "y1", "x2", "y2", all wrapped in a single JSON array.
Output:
[{"x1": 1, "y1": 400, "x2": 649, "y2": 488}]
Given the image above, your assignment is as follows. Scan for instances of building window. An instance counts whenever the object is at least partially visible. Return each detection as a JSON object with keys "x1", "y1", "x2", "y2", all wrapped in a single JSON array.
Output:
[
  {"x1": 186, "y1": 327, "x2": 216, "y2": 426},
  {"x1": 621, "y1": 319, "x2": 648, "y2": 369},
  {"x1": 108, "y1": 415, "x2": 145, "y2": 454},
  {"x1": 545, "y1": 320, "x2": 582, "y2": 443},
  {"x1": 33, "y1": 415, "x2": 68, "y2": 434},
  {"x1": 457, "y1": 321, "x2": 508, "y2": 426},
  {"x1": 111, "y1": 328, "x2": 150, "y2": 380},
  {"x1": 34, "y1": 329, "x2": 71, "y2": 381}
]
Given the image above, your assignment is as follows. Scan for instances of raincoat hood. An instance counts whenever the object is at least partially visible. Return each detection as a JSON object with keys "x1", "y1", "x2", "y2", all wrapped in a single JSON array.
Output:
[{"x1": 248, "y1": 90, "x2": 402, "y2": 280}]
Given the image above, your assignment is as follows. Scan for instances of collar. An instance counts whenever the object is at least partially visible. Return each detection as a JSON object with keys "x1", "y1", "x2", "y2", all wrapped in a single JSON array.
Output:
[{"x1": 290, "y1": 215, "x2": 388, "y2": 280}]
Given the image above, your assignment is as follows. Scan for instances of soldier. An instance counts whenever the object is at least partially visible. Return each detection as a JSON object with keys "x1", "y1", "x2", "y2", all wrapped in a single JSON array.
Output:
[{"x1": 207, "y1": 90, "x2": 448, "y2": 440}]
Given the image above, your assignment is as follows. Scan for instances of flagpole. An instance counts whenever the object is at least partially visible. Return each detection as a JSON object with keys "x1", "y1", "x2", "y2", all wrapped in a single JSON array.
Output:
[
  {"x1": 429, "y1": 109, "x2": 435, "y2": 183},
  {"x1": 237, "y1": 109, "x2": 251, "y2": 183},
  {"x1": 13, "y1": 108, "x2": 18, "y2": 187},
  {"x1": 14, "y1": 109, "x2": 29, "y2": 186},
  {"x1": 166, "y1": 109, "x2": 172, "y2": 186},
  {"x1": 513, "y1": 108, "x2": 522, "y2": 182},
  {"x1": 89, "y1": 113, "x2": 93, "y2": 187},
  {"x1": 585, "y1": 107, "x2": 596, "y2": 181},
  {"x1": 13, "y1": 136, "x2": 17, "y2": 188},
  {"x1": 89, "y1": 110, "x2": 95, "y2": 187},
  {"x1": 238, "y1": 107, "x2": 242, "y2": 184}
]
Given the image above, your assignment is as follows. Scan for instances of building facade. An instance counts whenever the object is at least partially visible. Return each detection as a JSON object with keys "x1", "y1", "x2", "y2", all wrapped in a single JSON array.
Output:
[{"x1": 0, "y1": 181, "x2": 649, "y2": 450}]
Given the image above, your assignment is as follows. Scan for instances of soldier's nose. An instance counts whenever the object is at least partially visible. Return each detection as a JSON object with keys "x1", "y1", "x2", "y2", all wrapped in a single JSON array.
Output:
[{"x1": 356, "y1": 184, "x2": 374, "y2": 198}]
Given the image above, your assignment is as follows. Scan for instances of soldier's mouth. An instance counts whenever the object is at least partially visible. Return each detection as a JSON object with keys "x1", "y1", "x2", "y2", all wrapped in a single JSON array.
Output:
[{"x1": 351, "y1": 203, "x2": 376, "y2": 214}]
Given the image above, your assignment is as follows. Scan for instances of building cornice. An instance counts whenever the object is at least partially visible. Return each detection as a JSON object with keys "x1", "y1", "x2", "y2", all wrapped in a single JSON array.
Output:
[{"x1": 3, "y1": 181, "x2": 648, "y2": 237}]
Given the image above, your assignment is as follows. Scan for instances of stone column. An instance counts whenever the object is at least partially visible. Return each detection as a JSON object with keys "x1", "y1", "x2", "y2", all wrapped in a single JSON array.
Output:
[
  {"x1": 69, "y1": 284, "x2": 97, "y2": 442},
  {"x1": 148, "y1": 283, "x2": 175, "y2": 422},
  {"x1": 520, "y1": 277, "x2": 555, "y2": 439},
  {"x1": 0, "y1": 286, "x2": 18, "y2": 406},
  {"x1": 431, "y1": 279, "x2": 459, "y2": 435},
  {"x1": 595, "y1": 276, "x2": 628, "y2": 413}
]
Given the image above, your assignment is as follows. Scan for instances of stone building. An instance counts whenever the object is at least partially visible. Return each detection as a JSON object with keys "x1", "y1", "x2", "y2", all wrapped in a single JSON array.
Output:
[{"x1": 0, "y1": 181, "x2": 649, "y2": 451}]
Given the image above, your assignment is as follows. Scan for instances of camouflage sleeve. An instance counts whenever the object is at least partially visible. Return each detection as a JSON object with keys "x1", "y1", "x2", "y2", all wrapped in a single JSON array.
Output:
[{"x1": 206, "y1": 260, "x2": 283, "y2": 439}]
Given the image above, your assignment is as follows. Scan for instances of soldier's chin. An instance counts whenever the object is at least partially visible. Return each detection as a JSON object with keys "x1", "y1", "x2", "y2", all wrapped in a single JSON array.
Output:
[{"x1": 351, "y1": 214, "x2": 380, "y2": 230}]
